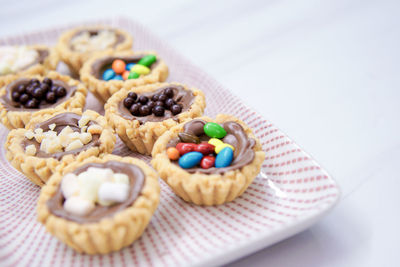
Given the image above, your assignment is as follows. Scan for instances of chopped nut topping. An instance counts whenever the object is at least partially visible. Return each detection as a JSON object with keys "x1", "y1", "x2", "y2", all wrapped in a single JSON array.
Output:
[
  {"x1": 24, "y1": 130, "x2": 34, "y2": 140},
  {"x1": 25, "y1": 144, "x2": 36, "y2": 156},
  {"x1": 78, "y1": 115, "x2": 91, "y2": 128},
  {"x1": 65, "y1": 139, "x2": 84, "y2": 151},
  {"x1": 87, "y1": 125, "x2": 102, "y2": 135},
  {"x1": 49, "y1": 123, "x2": 56, "y2": 131}
]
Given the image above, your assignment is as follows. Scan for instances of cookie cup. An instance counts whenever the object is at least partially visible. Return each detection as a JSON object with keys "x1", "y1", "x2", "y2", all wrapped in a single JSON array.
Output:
[
  {"x1": 37, "y1": 154, "x2": 160, "y2": 254},
  {"x1": 151, "y1": 114, "x2": 265, "y2": 205},
  {"x1": 105, "y1": 82, "x2": 205, "y2": 155},
  {"x1": 5, "y1": 109, "x2": 115, "y2": 186}
]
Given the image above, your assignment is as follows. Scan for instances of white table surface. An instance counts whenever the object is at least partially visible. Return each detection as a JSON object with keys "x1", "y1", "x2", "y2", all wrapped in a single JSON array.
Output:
[{"x1": 1, "y1": 0, "x2": 399, "y2": 266}]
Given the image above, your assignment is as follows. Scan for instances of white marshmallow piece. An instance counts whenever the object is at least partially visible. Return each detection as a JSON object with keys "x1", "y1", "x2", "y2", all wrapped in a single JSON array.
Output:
[
  {"x1": 61, "y1": 173, "x2": 80, "y2": 199},
  {"x1": 98, "y1": 182, "x2": 129, "y2": 204},
  {"x1": 77, "y1": 167, "x2": 113, "y2": 202},
  {"x1": 113, "y1": 173, "x2": 129, "y2": 185},
  {"x1": 64, "y1": 196, "x2": 95, "y2": 216}
]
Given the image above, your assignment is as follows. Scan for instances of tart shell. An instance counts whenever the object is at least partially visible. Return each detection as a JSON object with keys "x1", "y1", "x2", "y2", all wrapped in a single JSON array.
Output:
[
  {"x1": 5, "y1": 109, "x2": 115, "y2": 186},
  {"x1": 37, "y1": 154, "x2": 160, "y2": 254},
  {"x1": 151, "y1": 114, "x2": 265, "y2": 205},
  {"x1": 0, "y1": 71, "x2": 87, "y2": 129},
  {"x1": 105, "y1": 82, "x2": 205, "y2": 155},
  {"x1": 80, "y1": 50, "x2": 169, "y2": 102}
]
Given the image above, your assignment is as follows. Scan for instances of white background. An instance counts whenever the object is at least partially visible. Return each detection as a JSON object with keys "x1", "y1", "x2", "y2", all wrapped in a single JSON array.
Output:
[{"x1": 1, "y1": 0, "x2": 399, "y2": 266}]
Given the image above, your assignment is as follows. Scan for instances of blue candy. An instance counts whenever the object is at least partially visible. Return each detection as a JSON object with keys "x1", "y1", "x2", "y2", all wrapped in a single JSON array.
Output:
[
  {"x1": 215, "y1": 147, "x2": 233, "y2": 168},
  {"x1": 113, "y1": 75, "x2": 123, "y2": 80},
  {"x1": 126, "y1": 63, "x2": 136, "y2": 71},
  {"x1": 179, "y1": 152, "x2": 203, "y2": 169},
  {"x1": 102, "y1": 69, "x2": 115, "y2": 81}
]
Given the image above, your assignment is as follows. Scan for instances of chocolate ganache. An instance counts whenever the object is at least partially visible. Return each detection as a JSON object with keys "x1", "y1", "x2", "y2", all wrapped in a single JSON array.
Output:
[
  {"x1": 47, "y1": 161, "x2": 145, "y2": 223},
  {"x1": 69, "y1": 29, "x2": 125, "y2": 51},
  {"x1": 167, "y1": 119, "x2": 256, "y2": 174},
  {"x1": 118, "y1": 85, "x2": 194, "y2": 124},
  {"x1": 22, "y1": 113, "x2": 100, "y2": 160}
]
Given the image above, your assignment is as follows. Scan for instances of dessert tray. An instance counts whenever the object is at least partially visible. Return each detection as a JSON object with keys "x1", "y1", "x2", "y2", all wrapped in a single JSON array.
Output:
[{"x1": 0, "y1": 18, "x2": 340, "y2": 267}]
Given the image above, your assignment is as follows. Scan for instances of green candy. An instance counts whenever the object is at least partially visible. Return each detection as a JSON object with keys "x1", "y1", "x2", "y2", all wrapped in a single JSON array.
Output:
[
  {"x1": 203, "y1": 122, "x2": 227, "y2": 138},
  {"x1": 137, "y1": 55, "x2": 157, "y2": 67},
  {"x1": 128, "y1": 72, "x2": 139, "y2": 79}
]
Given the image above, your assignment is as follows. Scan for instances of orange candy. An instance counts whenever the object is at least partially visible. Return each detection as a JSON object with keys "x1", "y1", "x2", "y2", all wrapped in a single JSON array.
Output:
[
  {"x1": 122, "y1": 70, "x2": 130, "y2": 80},
  {"x1": 167, "y1": 147, "x2": 180, "y2": 161},
  {"x1": 112, "y1": 59, "x2": 126, "y2": 74}
]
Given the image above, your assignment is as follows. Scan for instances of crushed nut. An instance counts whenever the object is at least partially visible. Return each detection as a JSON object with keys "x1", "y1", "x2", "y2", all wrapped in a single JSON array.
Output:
[
  {"x1": 49, "y1": 123, "x2": 56, "y2": 131},
  {"x1": 25, "y1": 144, "x2": 37, "y2": 156},
  {"x1": 65, "y1": 139, "x2": 84, "y2": 151},
  {"x1": 78, "y1": 115, "x2": 91, "y2": 128},
  {"x1": 24, "y1": 130, "x2": 34, "y2": 140},
  {"x1": 87, "y1": 125, "x2": 103, "y2": 135}
]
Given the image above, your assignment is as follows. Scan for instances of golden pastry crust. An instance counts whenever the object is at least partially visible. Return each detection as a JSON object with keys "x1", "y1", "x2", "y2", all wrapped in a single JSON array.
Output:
[
  {"x1": 37, "y1": 154, "x2": 160, "y2": 254},
  {"x1": 151, "y1": 114, "x2": 265, "y2": 205},
  {"x1": 80, "y1": 50, "x2": 169, "y2": 102},
  {"x1": 56, "y1": 27, "x2": 133, "y2": 74},
  {"x1": 0, "y1": 71, "x2": 87, "y2": 129},
  {"x1": 105, "y1": 82, "x2": 205, "y2": 155},
  {"x1": 5, "y1": 109, "x2": 115, "y2": 186}
]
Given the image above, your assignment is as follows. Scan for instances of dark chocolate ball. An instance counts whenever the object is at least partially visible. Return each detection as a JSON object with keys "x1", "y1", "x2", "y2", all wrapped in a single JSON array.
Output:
[
  {"x1": 46, "y1": 92, "x2": 56, "y2": 103},
  {"x1": 25, "y1": 98, "x2": 39, "y2": 108},
  {"x1": 123, "y1": 97, "x2": 135, "y2": 108},
  {"x1": 171, "y1": 104, "x2": 182, "y2": 115},
  {"x1": 130, "y1": 103, "x2": 141, "y2": 116},
  {"x1": 33, "y1": 88, "x2": 45, "y2": 99},
  {"x1": 43, "y1": 77, "x2": 52, "y2": 86},
  {"x1": 19, "y1": 94, "x2": 29, "y2": 104},
  {"x1": 147, "y1": 100, "x2": 155, "y2": 109},
  {"x1": 16, "y1": 84, "x2": 26, "y2": 94},
  {"x1": 151, "y1": 94, "x2": 160, "y2": 101},
  {"x1": 158, "y1": 94, "x2": 167, "y2": 102},
  {"x1": 153, "y1": 105, "x2": 165, "y2": 117},
  {"x1": 11, "y1": 91, "x2": 20, "y2": 101},
  {"x1": 30, "y1": 79, "x2": 40, "y2": 86},
  {"x1": 165, "y1": 98, "x2": 175, "y2": 109},
  {"x1": 139, "y1": 105, "x2": 151, "y2": 116},
  {"x1": 26, "y1": 85, "x2": 35, "y2": 96},
  {"x1": 127, "y1": 92, "x2": 137, "y2": 101},
  {"x1": 40, "y1": 83, "x2": 49, "y2": 92},
  {"x1": 50, "y1": 85, "x2": 58, "y2": 92},
  {"x1": 138, "y1": 96, "x2": 148, "y2": 104},
  {"x1": 56, "y1": 87, "x2": 67, "y2": 97},
  {"x1": 164, "y1": 88, "x2": 174, "y2": 98},
  {"x1": 155, "y1": 101, "x2": 164, "y2": 107}
]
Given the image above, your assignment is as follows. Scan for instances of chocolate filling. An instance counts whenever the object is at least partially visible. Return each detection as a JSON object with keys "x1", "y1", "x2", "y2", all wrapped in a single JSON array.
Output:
[
  {"x1": 21, "y1": 113, "x2": 100, "y2": 160},
  {"x1": 69, "y1": 29, "x2": 125, "y2": 51},
  {"x1": 167, "y1": 119, "x2": 256, "y2": 174},
  {"x1": 0, "y1": 78, "x2": 76, "y2": 111},
  {"x1": 47, "y1": 161, "x2": 145, "y2": 223},
  {"x1": 118, "y1": 85, "x2": 195, "y2": 124},
  {"x1": 91, "y1": 54, "x2": 159, "y2": 79}
]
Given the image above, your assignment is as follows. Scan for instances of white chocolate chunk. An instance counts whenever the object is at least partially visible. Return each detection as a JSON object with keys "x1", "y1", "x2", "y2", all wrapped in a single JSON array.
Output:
[
  {"x1": 87, "y1": 125, "x2": 102, "y2": 135},
  {"x1": 61, "y1": 173, "x2": 79, "y2": 199},
  {"x1": 64, "y1": 196, "x2": 95, "y2": 216},
  {"x1": 113, "y1": 173, "x2": 129, "y2": 185},
  {"x1": 98, "y1": 182, "x2": 129, "y2": 203},
  {"x1": 78, "y1": 115, "x2": 91, "y2": 128},
  {"x1": 24, "y1": 130, "x2": 34, "y2": 140},
  {"x1": 49, "y1": 123, "x2": 56, "y2": 131},
  {"x1": 65, "y1": 139, "x2": 84, "y2": 151},
  {"x1": 25, "y1": 144, "x2": 36, "y2": 156}
]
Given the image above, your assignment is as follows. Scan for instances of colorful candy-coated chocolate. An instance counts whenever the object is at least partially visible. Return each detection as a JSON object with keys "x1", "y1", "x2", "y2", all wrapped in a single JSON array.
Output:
[
  {"x1": 126, "y1": 63, "x2": 135, "y2": 71},
  {"x1": 195, "y1": 143, "x2": 215, "y2": 155},
  {"x1": 178, "y1": 132, "x2": 200, "y2": 144},
  {"x1": 179, "y1": 152, "x2": 203, "y2": 169},
  {"x1": 113, "y1": 75, "x2": 123, "y2": 80},
  {"x1": 200, "y1": 155, "x2": 215, "y2": 169},
  {"x1": 167, "y1": 147, "x2": 180, "y2": 160},
  {"x1": 215, "y1": 143, "x2": 234, "y2": 154},
  {"x1": 112, "y1": 59, "x2": 126, "y2": 74},
  {"x1": 128, "y1": 72, "x2": 139, "y2": 79},
  {"x1": 130, "y1": 64, "x2": 150, "y2": 75},
  {"x1": 204, "y1": 122, "x2": 227, "y2": 138},
  {"x1": 215, "y1": 147, "x2": 233, "y2": 168},
  {"x1": 102, "y1": 69, "x2": 115, "y2": 81},
  {"x1": 122, "y1": 70, "x2": 130, "y2": 80},
  {"x1": 138, "y1": 55, "x2": 157, "y2": 67},
  {"x1": 176, "y1": 142, "x2": 196, "y2": 155},
  {"x1": 208, "y1": 138, "x2": 223, "y2": 147}
]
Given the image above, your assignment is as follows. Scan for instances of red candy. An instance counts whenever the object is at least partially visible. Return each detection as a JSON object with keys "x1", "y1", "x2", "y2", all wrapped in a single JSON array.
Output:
[
  {"x1": 176, "y1": 143, "x2": 196, "y2": 155},
  {"x1": 200, "y1": 156, "x2": 215, "y2": 169},
  {"x1": 195, "y1": 143, "x2": 215, "y2": 155}
]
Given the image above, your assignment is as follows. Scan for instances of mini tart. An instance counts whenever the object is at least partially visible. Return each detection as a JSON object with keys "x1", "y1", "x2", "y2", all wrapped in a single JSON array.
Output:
[
  {"x1": 37, "y1": 154, "x2": 160, "y2": 254},
  {"x1": 0, "y1": 45, "x2": 59, "y2": 87},
  {"x1": 105, "y1": 82, "x2": 205, "y2": 155},
  {"x1": 80, "y1": 50, "x2": 169, "y2": 102},
  {"x1": 0, "y1": 71, "x2": 87, "y2": 129},
  {"x1": 5, "y1": 109, "x2": 115, "y2": 186},
  {"x1": 151, "y1": 114, "x2": 265, "y2": 205},
  {"x1": 56, "y1": 27, "x2": 133, "y2": 74}
]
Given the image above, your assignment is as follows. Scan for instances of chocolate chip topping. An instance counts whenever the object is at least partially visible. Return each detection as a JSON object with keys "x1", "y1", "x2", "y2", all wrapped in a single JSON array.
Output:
[
  {"x1": 21, "y1": 113, "x2": 100, "y2": 160},
  {"x1": 47, "y1": 161, "x2": 145, "y2": 223},
  {"x1": 118, "y1": 85, "x2": 195, "y2": 124},
  {"x1": 167, "y1": 119, "x2": 256, "y2": 174}
]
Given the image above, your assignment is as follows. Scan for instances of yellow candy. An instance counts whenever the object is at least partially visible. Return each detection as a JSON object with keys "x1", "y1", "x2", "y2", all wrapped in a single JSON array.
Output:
[
  {"x1": 130, "y1": 64, "x2": 150, "y2": 75},
  {"x1": 208, "y1": 138, "x2": 223, "y2": 147},
  {"x1": 215, "y1": 143, "x2": 234, "y2": 154}
]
